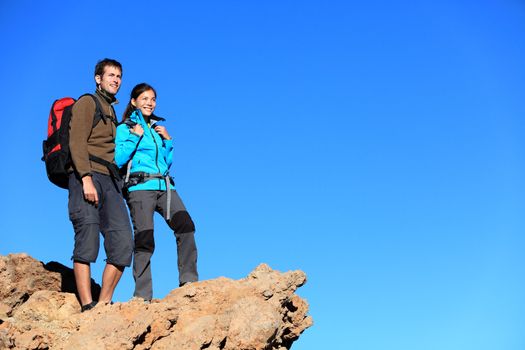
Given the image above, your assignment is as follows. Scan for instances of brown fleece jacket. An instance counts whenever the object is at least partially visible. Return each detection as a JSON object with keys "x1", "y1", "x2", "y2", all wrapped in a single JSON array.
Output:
[{"x1": 69, "y1": 90, "x2": 119, "y2": 178}]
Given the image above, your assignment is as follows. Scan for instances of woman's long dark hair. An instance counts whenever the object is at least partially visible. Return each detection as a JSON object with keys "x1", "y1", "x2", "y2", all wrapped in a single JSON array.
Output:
[{"x1": 121, "y1": 83, "x2": 157, "y2": 122}]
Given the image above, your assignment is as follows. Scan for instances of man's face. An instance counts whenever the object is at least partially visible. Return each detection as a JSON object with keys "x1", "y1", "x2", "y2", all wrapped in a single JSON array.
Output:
[{"x1": 95, "y1": 65, "x2": 122, "y2": 95}]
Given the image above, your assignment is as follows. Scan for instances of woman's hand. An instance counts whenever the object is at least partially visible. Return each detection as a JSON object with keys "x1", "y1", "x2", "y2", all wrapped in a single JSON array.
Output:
[
  {"x1": 154, "y1": 125, "x2": 171, "y2": 140},
  {"x1": 131, "y1": 124, "x2": 144, "y2": 136}
]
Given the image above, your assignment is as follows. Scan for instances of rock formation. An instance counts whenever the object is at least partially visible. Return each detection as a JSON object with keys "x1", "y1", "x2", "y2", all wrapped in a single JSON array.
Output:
[{"x1": 0, "y1": 254, "x2": 312, "y2": 349}]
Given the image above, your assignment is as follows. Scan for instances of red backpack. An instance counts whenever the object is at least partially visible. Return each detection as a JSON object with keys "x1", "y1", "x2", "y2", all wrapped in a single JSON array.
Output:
[{"x1": 42, "y1": 94, "x2": 107, "y2": 188}]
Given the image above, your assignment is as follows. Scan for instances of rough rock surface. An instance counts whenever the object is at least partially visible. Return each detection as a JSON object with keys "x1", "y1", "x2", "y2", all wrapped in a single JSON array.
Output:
[{"x1": 0, "y1": 254, "x2": 312, "y2": 350}]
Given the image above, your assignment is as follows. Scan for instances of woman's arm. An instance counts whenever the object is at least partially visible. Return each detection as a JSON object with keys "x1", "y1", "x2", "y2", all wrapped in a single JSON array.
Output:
[
  {"x1": 115, "y1": 123, "x2": 143, "y2": 168},
  {"x1": 161, "y1": 138, "x2": 174, "y2": 168},
  {"x1": 154, "y1": 125, "x2": 174, "y2": 168}
]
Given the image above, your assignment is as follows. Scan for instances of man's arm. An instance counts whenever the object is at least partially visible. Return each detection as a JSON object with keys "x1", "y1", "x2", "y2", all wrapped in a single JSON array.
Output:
[
  {"x1": 69, "y1": 96, "x2": 98, "y2": 205},
  {"x1": 70, "y1": 96, "x2": 96, "y2": 178}
]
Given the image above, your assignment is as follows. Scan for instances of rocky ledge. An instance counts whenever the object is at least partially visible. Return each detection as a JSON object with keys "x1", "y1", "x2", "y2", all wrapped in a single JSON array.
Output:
[{"x1": 0, "y1": 253, "x2": 312, "y2": 350}]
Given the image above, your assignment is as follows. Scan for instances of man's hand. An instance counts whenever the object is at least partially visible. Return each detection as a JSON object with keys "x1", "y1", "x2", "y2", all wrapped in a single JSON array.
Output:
[
  {"x1": 82, "y1": 176, "x2": 99, "y2": 206},
  {"x1": 154, "y1": 125, "x2": 171, "y2": 140}
]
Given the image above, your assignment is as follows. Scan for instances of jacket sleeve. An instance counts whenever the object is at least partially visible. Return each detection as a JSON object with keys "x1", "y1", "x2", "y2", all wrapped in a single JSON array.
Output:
[
  {"x1": 161, "y1": 139, "x2": 174, "y2": 169},
  {"x1": 115, "y1": 124, "x2": 142, "y2": 168},
  {"x1": 69, "y1": 96, "x2": 96, "y2": 178}
]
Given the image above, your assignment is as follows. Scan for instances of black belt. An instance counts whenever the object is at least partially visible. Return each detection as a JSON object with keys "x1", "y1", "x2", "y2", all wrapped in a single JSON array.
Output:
[{"x1": 125, "y1": 172, "x2": 174, "y2": 220}]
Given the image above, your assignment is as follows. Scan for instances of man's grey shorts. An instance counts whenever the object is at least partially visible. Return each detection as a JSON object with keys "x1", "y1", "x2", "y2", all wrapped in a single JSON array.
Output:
[{"x1": 68, "y1": 172, "x2": 133, "y2": 267}]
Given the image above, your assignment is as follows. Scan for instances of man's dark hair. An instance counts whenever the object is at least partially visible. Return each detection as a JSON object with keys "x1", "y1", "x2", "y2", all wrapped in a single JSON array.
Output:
[{"x1": 94, "y1": 58, "x2": 122, "y2": 77}]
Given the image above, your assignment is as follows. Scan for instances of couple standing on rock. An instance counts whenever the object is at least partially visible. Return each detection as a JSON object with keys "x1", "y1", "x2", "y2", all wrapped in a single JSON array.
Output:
[{"x1": 67, "y1": 58, "x2": 198, "y2": 312}]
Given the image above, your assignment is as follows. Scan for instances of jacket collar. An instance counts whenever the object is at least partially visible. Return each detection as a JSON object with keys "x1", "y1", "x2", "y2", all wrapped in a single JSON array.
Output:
[
  {"x1": 131, "y1": 109, "x2": 165, "y2": 126},
  {"x1": 96, "y1": 88, "x2": 118, "y2": 105},
  {"x1": 150, "y1": 114, "x2": 166, "y2": 124}
]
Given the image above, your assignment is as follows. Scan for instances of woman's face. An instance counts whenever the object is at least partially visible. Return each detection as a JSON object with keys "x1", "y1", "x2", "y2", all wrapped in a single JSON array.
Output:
[{"x1": 132, "y1": 89, "x2": 156, "y2": 117}]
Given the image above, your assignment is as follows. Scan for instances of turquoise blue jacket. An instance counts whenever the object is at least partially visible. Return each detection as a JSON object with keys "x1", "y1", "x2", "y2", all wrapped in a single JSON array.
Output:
[{"x1": 115, "y1": 110, "x2": 174, "y2": 191}]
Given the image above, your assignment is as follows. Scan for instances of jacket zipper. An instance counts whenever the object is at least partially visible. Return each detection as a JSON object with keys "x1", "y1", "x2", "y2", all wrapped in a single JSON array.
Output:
[{"x1": 149, "y1": 126, "x2": 162, "y2": 189}]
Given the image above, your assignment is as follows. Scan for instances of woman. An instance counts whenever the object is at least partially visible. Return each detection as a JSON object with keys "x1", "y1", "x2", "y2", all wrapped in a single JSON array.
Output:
[{"x1": 115, "y1": 83, "x2": 198, "y2": 301}]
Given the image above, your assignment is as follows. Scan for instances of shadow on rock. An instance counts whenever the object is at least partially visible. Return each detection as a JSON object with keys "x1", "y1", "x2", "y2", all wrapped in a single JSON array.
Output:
[{"x1": 43, "y1": 261, "x2": 101, "y2": 302}]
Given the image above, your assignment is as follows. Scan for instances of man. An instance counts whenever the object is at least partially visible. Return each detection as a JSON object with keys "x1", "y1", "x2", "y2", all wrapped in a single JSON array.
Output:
[{"x1": 68, "y1": 58, "x2": 133, "y2": 312}]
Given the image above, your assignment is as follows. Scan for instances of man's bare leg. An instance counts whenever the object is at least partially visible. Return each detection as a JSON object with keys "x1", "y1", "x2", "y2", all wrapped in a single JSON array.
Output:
[
  {"x1": 74, "y1": 261, "x2": 92, "y2": 306},
  {"x1": 98, "y1": 263, "x2": 124, "y2": 303}
]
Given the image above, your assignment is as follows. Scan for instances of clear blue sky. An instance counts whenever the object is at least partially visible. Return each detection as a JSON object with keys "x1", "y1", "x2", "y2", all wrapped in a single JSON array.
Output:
[{"x1": 1, "y1": 1, "x2": 524, "y2": 349}]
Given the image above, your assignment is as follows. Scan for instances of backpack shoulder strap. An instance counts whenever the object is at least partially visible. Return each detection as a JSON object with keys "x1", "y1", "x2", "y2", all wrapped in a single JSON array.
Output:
[
  {"x1": 78, "y1": 93, "x2": 115, "y2": 127},
  {"x1": 89, "y1": 154, "x2": 121, "y2": 180}
]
